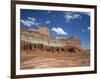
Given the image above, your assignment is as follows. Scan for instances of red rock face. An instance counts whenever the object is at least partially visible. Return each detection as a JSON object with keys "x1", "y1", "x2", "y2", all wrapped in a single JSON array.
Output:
[
  {"x1": 67, "y1": 36, "x2": 81, "y2": 48},
  {"x1": 20, "y1": 28, "x2": 90, "y2": 69}
]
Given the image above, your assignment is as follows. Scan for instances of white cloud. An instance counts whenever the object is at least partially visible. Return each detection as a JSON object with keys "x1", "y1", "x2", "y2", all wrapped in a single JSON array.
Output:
[
  {"x1": 45, "y1": 21, "x2": 50, "y2": 24},
  {"x1": 51, "y1": 27, "x2": 68, "y2": 35},
  {"x1": 35, "y1": 22, "x2": 39, "y2": 26},
  {"x1": 28, "y1": 17, "x2": 36, "y2": 21},
  {"x1": 87, "y1": 26, "x2": 90, "y2": 30},
  {"x1": 21, "y1": 20, "x2": 33, "y2": 27},
  {"x1": 53, "y1": 15, "x2": 56, "y2": 18},
  {"x1": 82, "y1": 29, "x2": 86, "y2": 32},
  {"x1": 64, "y1": 12, "x2": 81, "y2": 22},
  {"x1": 82, "y1": 26, "x2": 90, "y2": 32},
  {"x1": 83, "y1": 12, "x2": 90, "y2": 16},
  {"x1": 48, "y1": 10, "x2": 52, "y2": 13},
  {"x1": 21, "y1": 17, "x2": 39, "y2": 27},
  {"x1": 73, "y1": 14, "x2": 81, "y2": 18}
]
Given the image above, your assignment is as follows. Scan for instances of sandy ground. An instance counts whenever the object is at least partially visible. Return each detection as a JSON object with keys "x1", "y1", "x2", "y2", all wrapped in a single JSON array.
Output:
[{"x1": 20, "y1": 49, "x2": 90, "y2": 69}]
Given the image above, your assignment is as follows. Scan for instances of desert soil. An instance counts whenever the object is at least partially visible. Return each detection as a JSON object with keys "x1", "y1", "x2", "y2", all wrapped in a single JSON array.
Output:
[{"x1": 20, "y1": 49, "x2": 90, "y2": 69}]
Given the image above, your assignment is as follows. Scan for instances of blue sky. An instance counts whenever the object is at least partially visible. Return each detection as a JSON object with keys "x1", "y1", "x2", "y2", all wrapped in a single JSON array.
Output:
[{"x1": 20, "y1": 9, "x2": 90, "y2": 49}]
